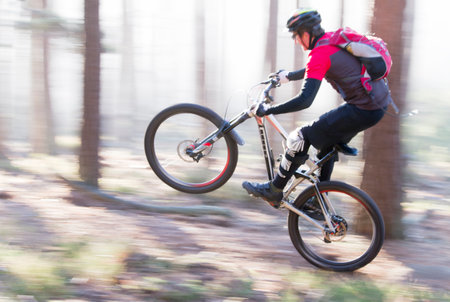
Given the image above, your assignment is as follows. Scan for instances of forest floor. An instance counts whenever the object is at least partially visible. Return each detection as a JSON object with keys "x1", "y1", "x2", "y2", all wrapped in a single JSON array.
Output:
[{"x1": 0, "y1": 147, "x2": 449, "y2": 301}]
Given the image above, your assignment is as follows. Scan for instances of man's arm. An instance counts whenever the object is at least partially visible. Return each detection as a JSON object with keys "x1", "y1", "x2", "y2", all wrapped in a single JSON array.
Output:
[
  {"x1": 287, "y1": 68, "x2": 306, "y2": 81},
  {"x1": 266, "y1": 78, "x2": 321, "y2": 115}
]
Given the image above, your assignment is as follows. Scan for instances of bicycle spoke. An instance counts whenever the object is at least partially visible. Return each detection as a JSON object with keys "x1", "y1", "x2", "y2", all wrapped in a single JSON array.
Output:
[
  {"x1": 151, "y1": 112, "x2": 232, "y2": 188},
  {"x1": 288, "y1": 181, "x2": 384, "y2": 271},
  {"x1": 299, "y1": 190, "x2": 376, "y2": 262}
]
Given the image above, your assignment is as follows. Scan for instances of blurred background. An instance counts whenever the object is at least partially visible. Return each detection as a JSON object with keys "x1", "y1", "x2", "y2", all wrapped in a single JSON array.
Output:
[
  {"x1": 0, "y1": 0, "x2": 449, "y2": 301},
  {"x1": 1, "y1": 0, "x2": 447, "y2": 155}
]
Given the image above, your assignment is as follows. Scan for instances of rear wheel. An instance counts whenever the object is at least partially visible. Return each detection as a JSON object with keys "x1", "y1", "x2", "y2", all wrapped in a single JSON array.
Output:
[
  {"x1": 144, "y1": 103, "x2": 239, "y2": 194},
  {"x1": 288, "y1": 181, "x2": 385, "y2": 271}
]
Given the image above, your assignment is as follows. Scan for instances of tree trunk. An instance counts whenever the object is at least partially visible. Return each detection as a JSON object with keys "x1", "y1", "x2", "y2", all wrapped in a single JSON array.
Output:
[
  {"x1": 265, "y1": 0, "x2": 279, "y2": 144},
  {"x1": 361, "y1": 0, "x2": 409, "y2": 238},
  {"x1": 195, "y1": 0, "x2": 206, "y2": 108},
  {"x1": 118, "y1": 0, "x2": 137, "y2": 146},
  {"x1": 290, "y1": 0, "x2": 304, "y2": 130},
  {"x1": 335, "y1": 0, "x2": 344, "y2": 107},
  {"x1": 264, "y1": 0, "x2": 278, "y2": 75},
  {"x1": 0, "y1": 3, "x2": 11, "y2": 160},
  {"x1": 79, "y1": 0, "x2": 101, "y2": 187},
  {"x1": 30, "y1": 0, "x2": 55, "y2": 154}
]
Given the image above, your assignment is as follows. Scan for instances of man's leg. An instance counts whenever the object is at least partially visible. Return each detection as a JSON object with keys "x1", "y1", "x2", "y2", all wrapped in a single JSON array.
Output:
[
  {"x1": 242, "y1": 127, "x2": 310, "y2": 206},
  {"x1": 317, "y1": 147, "x2": 337, "y2": 182},
  {"x1": 304, "y1": 104, "x2": 385, "y2": 182},
  {"x1": 272, "y1": 128, "x2": 310, "y2": 189}
]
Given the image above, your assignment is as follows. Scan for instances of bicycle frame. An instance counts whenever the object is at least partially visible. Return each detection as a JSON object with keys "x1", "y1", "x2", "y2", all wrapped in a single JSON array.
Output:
[
  {"x1": 256, "y1": 115, "x2": 340, "y2": 233},
  {"x1": 189, "y1": 80, "x2": 340, "y2": 233},
  {"x1": 145, "y1": 79, "x2": 385, "y2": 268},
  {"x1": 243, "y1": 111, "x2": 340, "y2": 233}
]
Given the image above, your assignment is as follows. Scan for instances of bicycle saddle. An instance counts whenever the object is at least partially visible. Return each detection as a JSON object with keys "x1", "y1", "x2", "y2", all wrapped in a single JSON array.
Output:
[{"x1": 335, "y1": 143, "x2": 358, "y2": 156}]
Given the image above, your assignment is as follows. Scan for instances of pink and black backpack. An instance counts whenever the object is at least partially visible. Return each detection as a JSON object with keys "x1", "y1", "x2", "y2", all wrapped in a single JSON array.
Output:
[{"x1": 319, "y1": 27, "x2": 393, "y2": 94}]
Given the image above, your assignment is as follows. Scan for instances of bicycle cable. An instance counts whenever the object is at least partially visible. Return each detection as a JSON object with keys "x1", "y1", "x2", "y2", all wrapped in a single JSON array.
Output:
[
  {"x1": 223, "y1": 89, "x2": 246, "y2": 120},
  {"x1": 246, "y1": 83, "x2": 262, "y2": 105}
]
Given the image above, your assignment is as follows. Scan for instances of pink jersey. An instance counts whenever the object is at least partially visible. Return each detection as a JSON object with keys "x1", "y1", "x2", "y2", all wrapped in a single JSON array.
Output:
[{"x1": 305, "y1": 32, "x2": 391, "y2": 110}]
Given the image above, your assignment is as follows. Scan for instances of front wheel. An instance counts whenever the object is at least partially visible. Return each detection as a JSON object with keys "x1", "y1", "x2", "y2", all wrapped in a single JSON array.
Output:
[
  {"x1": 288, "y1": 181, "x2": 385, "y2": 271},
  {"x1": 144, "y1": 103, "x2": 239, "y2": 194}
]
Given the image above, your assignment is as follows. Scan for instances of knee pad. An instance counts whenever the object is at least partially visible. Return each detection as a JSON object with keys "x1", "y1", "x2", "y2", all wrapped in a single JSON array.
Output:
[
  {"x1": 278, "y1": 128, "x2": 310, "y2": 177},
  {"x1": 286, "y1": 127, "x2": 307, "y2": 157},
  {"x1": 278, "y1": 152, "x2": 309, "y2": 179}
]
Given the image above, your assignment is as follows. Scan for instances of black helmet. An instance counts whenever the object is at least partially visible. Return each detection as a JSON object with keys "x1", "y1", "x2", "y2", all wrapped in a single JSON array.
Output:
[{"x1": 286, "y1": 9, "x2": 322, "y2": 33}]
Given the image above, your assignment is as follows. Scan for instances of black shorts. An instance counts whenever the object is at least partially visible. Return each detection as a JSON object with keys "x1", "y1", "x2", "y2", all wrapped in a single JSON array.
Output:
[{"x1": 301, "y1": 103, "x2": 385, "y2": 151}]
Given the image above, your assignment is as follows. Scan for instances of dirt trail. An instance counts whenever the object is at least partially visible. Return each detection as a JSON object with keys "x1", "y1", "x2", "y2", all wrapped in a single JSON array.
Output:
[{"x1": 0, "y1": 161, "x2": 449, "y2": 301}]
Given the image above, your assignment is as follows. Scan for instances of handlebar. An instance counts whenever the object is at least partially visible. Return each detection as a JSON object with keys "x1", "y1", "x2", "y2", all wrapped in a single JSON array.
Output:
[
  {"x1": 260, "y1": 77, "x2": 280, "y2": 92},
  {"x1": 259, "y1": 77, "x2": 280, "y2": 102},
  {"x1": 246, "y1": 77, "x2": 280, "y2": 117}
]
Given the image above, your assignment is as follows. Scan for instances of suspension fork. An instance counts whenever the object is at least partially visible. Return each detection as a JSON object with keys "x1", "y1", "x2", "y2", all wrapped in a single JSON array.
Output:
[{"x1": 190, "y1": 111, "x2": 250, "y2": 155}]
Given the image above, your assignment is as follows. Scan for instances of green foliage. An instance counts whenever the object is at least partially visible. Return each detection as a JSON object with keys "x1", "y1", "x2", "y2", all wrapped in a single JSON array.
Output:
[
  {"x1": 0, "y1": 240, "x2": 447, "y2": 301},
  {"x1": 59, "y1": 241, "x2": 129, "y2": 283},
  {"x1": 403, "y1": 94, "x2": 450, "y2": 165},
  {"x1": 320, "y1": 280, "x2": 385, "y2": 302},
  {"x1": 140, "y1": 277, "x2": 168, "y2": 292},
  {"x1": 0, "y1": 240, "x2": 128, "y2": 301},
  {"x1": 219, "y1": 278, "x2": 255, "y2": 298},
  {"x1": 15, "y1": 8, "x2": 83, "y2": 34},
  {"x1": 0, "y1": 244, "x2": 69, "y2": 300},
  {"x1": 157, "y1": 279, "x2": 208, "y2": 302}
]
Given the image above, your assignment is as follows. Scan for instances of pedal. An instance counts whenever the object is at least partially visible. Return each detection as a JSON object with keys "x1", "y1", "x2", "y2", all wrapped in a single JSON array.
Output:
[{"x1": 294, "y1": 169, "x2": 307, "y2": 178}]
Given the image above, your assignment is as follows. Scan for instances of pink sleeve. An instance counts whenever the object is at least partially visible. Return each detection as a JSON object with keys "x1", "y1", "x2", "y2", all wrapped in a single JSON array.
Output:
[{"x1": 305, "y1": 48, "x2": 332, "y2": 81}]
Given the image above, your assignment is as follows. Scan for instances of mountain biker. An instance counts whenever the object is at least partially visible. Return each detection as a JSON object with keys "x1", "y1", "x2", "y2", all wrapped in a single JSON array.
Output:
[{"x1": 243, "y1": 9, "x2": 393, "y2": 208}]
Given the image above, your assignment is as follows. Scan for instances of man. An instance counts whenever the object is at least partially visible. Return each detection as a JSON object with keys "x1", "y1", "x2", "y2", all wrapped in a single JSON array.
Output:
[{"x1": 243, "y1": 9, "x2": 392, "y2": 208}]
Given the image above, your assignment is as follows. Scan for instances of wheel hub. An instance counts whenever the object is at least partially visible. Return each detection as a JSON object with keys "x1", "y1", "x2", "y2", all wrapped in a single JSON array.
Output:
[
  {"x1": 177, "y1": 140, "x2": 212, "y2": 162},
  {"x1": 323, "y1": 215, "x2": 348, "y2": 243}
]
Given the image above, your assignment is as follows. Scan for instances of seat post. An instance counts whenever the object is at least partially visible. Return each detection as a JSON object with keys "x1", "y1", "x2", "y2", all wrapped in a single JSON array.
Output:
[{"x1": 315, "y1": 148, "x2": 338, "y2": 169}]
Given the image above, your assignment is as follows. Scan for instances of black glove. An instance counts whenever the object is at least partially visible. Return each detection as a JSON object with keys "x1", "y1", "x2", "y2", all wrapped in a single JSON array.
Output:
[
  {"x1": 253, "y1": 102, "x2": 271, "y2": 117},
  {"x1": 268, "y1": 69, "x2": 289, "y2": 84}
]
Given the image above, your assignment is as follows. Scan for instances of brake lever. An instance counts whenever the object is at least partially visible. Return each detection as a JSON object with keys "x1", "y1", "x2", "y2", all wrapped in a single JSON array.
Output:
[{"x1": 260, "y1": 77, "x2": 280, "y2": 86}]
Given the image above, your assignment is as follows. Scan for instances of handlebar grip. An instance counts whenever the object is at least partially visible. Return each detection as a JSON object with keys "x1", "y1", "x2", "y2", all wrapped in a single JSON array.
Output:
[{"x1": 260, "y1": 77, "x2": 280, "y2": 86}]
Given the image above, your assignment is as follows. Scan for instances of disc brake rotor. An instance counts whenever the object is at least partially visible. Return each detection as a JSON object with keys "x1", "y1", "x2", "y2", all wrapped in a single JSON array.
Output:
[
  {"x1": 323, "y1": 215, "x2": 348, "y2": 242},
  {"x1": 177, "y1": 140, "x2": 212, "y2": 162}
]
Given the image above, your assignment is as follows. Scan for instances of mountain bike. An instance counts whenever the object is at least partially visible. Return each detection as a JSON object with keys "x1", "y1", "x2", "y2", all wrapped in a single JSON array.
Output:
[{"x1": 144, "y1": 78, "x2": 385, "y2": 271}]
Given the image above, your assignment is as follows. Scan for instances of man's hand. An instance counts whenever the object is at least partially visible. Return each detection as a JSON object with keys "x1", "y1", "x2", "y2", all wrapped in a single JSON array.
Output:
[
  {"x1": 251, "y1": 102, "x2": 271, "y2": 117},
  {"x1": 269, "y1": 69, "x2": 290, "y2": 84}
]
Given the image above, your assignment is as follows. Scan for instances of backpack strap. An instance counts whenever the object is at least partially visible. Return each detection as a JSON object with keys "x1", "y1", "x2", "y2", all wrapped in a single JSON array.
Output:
[
  {"x1": 315, "y1": 38, "x2": 329, "y2": 48},
  {"x1": 316, "y1": 38, "x2": 373, "y2": 92}
]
